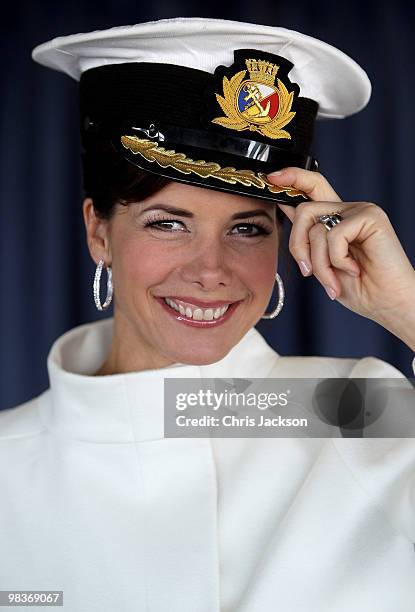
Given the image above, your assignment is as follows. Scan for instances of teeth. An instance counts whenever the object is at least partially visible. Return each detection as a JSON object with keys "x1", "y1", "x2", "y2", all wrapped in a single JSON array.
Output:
[
  {"x1": 193, "y1": 309, "x2": 203, "y2": 321},
  {"x1": 165, "y1": 298, "x2": 179, "y2": 312},
  {"x1": 163, "y1": 298, "x2": 231, "y2": 320},
  {"x1": 203, "y1": 309, "x2": 214, "y2": 321}
]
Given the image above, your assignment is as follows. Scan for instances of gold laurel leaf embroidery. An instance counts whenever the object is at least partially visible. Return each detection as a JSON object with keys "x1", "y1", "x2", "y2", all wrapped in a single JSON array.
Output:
[
  {"x1": 225, "y1": 70, "x2": 246, "y2": 107},
  {"x1": 212, "y1": 95, "x2": 245, "y2": 129},
  {"x1": 218, "y1": 94, "x2": 239, "y2": 119},
  {"x1": 120, "y1": 136, "x2": 307, "y2": 199},
  {"x1": 257, "y1": 173, "x2": 307, "y2": 197},
  {"x1": 276, "y1": 80, "x2": 291, "y2": 115},
  {"x1": 259, "y1": 125, "x2": 291, "y2": 140},
  {"x1": 211, "y1": 117, "x2": 248, "y2": 131},
  {"x1": 222, "y1": 75, "x2": 232, "y2": 103},
  {"x1": 215, "y1": 94, "x2": 232, "y2": 117},
  {"x1": 212, "y1": 70, "x2": 249, "y2": 129},
  {"x1": 259, "y1": 80, "x2": 296, "y2": 139},
  {"x1": 121, "y1": 137, "x2": 220, "y2": 177}
]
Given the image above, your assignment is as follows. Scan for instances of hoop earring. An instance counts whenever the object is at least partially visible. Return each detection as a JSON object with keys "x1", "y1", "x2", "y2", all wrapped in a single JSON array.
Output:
[
  {"x1": 261, "y1": 272, "x2": 285, "y2": 319},
  {"x1": 93, "y1": 259, "x2": 113, "y2": 311}
]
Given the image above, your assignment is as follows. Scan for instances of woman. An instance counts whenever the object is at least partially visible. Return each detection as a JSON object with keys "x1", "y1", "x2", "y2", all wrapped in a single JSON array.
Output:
[{"x1": 1, "y1": 17, "x2": 415, "y2": 612}]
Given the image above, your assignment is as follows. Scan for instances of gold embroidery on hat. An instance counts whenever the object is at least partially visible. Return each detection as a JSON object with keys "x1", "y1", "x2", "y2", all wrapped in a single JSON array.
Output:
[
  {"x1": 120, "y1": 135, "x2": 306, "y2": 198},
  {"x1": 212, "y1": 59, "x2": 296, "y2": 140}
]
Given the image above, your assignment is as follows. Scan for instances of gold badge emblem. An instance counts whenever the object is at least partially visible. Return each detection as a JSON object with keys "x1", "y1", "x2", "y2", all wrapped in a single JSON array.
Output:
[{"x1": 212, "y1": 58, "x2": 296, "y2": 140}]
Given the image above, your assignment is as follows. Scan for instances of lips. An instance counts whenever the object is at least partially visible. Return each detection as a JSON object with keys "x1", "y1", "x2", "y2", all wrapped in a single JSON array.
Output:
[
  {"x1": 164, "y1": 297, "x2": 231, "y2": 320},
  {"x1": 161, "y1": 295, "x2": 238, "y2": 308},
  {"x1": 155, "y1": 296, "x2": 242, "y2": 328}
]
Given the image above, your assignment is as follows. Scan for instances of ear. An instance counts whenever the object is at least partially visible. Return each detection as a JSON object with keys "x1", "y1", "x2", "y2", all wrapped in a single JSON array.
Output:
[{"x1": 82, "y1": 198, "x2": 112, "y2": 265}]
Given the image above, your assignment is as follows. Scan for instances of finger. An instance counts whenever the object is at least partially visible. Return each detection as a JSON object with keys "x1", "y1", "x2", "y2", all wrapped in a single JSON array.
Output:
[
  {"x1": 308, "y1": 224, "x2": 342, "y2": 299},
  {"x1": 268, "y1": 167, "x2": 342, "y2": 202},
  {"x1": 284, "y1": 202, "x2": 359, "y2": 278},
  {"x1": 276, "y1": 202, "x2": 313, "y2": 276},
  {"x1": 326, "y1": 219, "x2": 363, "y2": 277}
]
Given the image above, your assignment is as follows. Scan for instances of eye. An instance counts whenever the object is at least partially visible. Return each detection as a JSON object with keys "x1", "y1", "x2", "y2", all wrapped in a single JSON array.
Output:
[
  {"x1": 143, "y1": 215, "x2": 273, "y2": 236},
  {"x1": 144, "y1": 216, "x2": 187, "y2": 232},
  {"x1": 230, "y1": 222, "x2": 272, "y2": 236}
]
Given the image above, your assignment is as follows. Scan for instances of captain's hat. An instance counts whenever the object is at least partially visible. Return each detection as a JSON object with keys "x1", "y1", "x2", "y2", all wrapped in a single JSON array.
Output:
[{"x1": 32, "y1": 17, "x2": 371, "y2": 205}]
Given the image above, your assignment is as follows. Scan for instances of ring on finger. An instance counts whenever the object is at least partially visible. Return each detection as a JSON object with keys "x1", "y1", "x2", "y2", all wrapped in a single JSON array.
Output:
[{"x1": 316, "y1": 211, "x2": 344, "y2": 231}]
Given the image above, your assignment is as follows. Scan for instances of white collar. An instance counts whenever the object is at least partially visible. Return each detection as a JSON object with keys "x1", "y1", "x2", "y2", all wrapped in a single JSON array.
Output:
[{"x1": 39, "y1": 318, "x2": 279, "y2": 443}]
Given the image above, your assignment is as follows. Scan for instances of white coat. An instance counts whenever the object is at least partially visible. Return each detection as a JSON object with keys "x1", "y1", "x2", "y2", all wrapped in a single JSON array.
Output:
[{"x1": 1, "y1": 318, "x2": 415, "y2": 611}]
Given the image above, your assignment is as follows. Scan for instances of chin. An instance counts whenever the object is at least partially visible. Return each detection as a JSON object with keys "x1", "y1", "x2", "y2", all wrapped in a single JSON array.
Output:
[{"x1": 164, "y1": 341, "x2": 234, "y2": 367}]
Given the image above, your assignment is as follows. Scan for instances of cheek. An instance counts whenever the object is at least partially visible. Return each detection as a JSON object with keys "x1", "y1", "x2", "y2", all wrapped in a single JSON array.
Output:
[
  {"x1": 239, "y1": 239, "x2": 278, "y2": 281},
  {"x1": 111, "y1": 234, "x2": 177, "y2": 295},
  {"x1": 251, "y1": 258, "x2": 277, "y2": 306}
]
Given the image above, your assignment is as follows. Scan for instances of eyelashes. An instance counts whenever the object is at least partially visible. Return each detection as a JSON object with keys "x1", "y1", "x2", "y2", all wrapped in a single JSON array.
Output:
[
  {"x1": 143, "y1": 216, "x2": 188, "y2": 232},
  {"x1": 143, "y1": 214, "x2": 273, "y2": 236}
]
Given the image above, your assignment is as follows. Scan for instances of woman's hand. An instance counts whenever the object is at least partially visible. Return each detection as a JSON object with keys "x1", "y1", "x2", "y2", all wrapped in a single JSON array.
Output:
[{"x1": 267, "y1": 167, "x2": 415, "y2": 351}]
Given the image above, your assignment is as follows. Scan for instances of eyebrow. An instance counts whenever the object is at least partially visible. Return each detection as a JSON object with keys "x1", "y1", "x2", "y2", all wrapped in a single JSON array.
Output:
[{"x1": 140, "y1": 204, "x2": 274, "y2": 223}]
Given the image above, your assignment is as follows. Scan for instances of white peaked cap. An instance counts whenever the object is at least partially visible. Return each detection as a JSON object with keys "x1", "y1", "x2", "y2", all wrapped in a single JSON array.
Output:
[{"x1": 32, "y1": 17, "x2": 371, "y2": 120}]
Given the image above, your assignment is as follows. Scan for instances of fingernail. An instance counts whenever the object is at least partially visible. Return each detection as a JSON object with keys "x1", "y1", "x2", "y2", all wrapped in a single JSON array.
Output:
[
  {"x1": 268, "y1": 170, "x2": 283, "y2": 176},
  {"x1": 348, "y1": 268, "x2": 360, "y2": 277},
  {"x1": 299, "y1": 260, "x2": 312, "y2": 276},
  {"x1": 324, "y1": 285, "x2": 337, "y2": 300}
]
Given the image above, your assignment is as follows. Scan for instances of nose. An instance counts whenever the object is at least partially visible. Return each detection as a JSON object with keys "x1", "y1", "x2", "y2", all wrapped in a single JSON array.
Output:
[{"x1": 180, "y1": 236, "x2": 233, "y2": 291}]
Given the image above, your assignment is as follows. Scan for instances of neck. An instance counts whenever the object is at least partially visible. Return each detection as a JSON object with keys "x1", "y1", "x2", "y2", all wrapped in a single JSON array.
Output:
[{"x1": 94, "y1": 307, "x2": 176, "y2": 375}]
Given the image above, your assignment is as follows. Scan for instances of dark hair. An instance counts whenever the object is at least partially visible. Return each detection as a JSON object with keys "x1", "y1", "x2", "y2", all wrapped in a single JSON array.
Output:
[{"x1": 81, "y1": 140, "x2": 286, "y2": 228}]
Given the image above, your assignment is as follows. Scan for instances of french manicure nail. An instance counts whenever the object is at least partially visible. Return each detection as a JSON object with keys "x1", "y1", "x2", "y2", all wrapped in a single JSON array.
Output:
[
  {"x1": 324, "y1": 286, "x2": 337, "y2": 300},
  {"x1": 299, "y1": 260, "x2": 312, "y2": 276}
]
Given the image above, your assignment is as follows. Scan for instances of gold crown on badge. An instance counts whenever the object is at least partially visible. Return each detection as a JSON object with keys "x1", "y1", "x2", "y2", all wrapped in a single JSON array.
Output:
[
  {"x1": 212, "y1": 57, "x2": 296, "y2": 140},
  {"x1": 245, "y1": 59, "x2": 279, "y2": 85}
]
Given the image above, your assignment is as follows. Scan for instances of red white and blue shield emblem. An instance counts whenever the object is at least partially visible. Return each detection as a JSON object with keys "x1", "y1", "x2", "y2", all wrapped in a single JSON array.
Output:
[{"x1": 237, "y1": 81, "x2": 280, "y2": 123}]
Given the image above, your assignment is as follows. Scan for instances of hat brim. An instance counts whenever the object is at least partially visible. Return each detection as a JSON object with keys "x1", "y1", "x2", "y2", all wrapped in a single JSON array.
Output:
[{"x1": 114, "y1": 133, "x2": 311, "y2": 205}]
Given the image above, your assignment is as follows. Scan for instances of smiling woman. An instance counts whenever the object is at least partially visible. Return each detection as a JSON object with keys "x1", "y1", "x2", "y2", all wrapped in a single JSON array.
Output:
[
  {"x1": 82, "y1": 139, "x2": 285, "y2": 370},
  {"x1": 83, "y1": 142, "x2": 285, "y2": 371},
  {"x1": 92, "y1": 187, "x2": 278, "y2": 369},
  {"x1": 2, "y1": 16, "x2": 415, "y2": 612}
]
